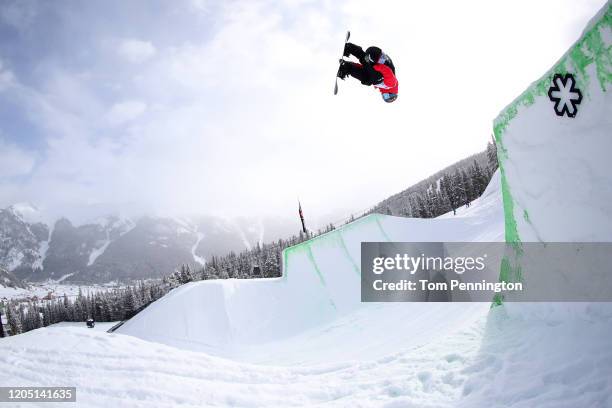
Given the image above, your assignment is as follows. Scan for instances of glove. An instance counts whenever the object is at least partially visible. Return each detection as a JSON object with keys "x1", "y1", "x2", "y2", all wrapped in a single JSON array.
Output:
[{"x1": 344, "y1": 42, "x2": 362, "y2": 59}]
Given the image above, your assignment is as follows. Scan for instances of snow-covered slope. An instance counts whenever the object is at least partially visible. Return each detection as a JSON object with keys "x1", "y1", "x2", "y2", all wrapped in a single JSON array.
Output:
[
  {"x1": 493, "y1": 4, "x2": 611, "y2": 303},
  {"x1": 495, "y1": 4, "x2": 611, "y2": 244},
  {"x1": 457, "y1": 4, "x2": 612, "y2": 406},
  {"x1": 116, "y1": 172, "x2": 503, "y2": 362},
  {"x1": 1, "y1": 317, "x2": 491, "y2": 408},
  {"x1": 0, "y1": 174, "x2": 503, "y2": 407},
  {"x1": 1, "y1": 162, "x2": 610, "y2": 407}
]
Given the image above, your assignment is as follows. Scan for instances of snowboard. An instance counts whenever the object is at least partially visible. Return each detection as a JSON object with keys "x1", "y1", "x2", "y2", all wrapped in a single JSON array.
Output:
[{"x1": 333, "y1": 30, "x2": 351, "y2": 95}]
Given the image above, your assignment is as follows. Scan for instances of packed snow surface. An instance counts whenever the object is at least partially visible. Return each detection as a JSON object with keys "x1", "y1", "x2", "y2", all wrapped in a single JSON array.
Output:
[
  {"x1": 1, "y1": 313, "x2": 490, "y2": 408},
  {"x1": 115, "y1": 173, "x2": 503, "y2": 363},
  {"x1": 494, "y1": 3, "x2": 611, "y2": 244},
  {"x1": 2, "y1": 171, "x2": 611, "y2": 407},
  {"x1": 1, "y1": 173, "x2": 504, "y2": 408},
  {"x1": 49, "y1": 321, "x2": 119, "y2": 332}
]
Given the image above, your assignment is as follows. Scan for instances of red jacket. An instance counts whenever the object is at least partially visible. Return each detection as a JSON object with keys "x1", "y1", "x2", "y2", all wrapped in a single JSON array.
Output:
[{"x1": 372, "y1": 64, "x2": 398, "y2": 94}]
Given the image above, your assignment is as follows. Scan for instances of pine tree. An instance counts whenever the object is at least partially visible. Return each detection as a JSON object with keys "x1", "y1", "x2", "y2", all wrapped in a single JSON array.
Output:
[
  {"x1": 178, "y1": 264, "x2": 194, "y2": 284},
  {"x1": 486, "y1": 140, "x2": 498, "y2": 174},
  {"x1": 439, "y1": 187, "x2": 452, "y2": 214},
  {"x1": 450, "y1": 169, "x2": 464, "y2": 206},
  {"x1": 461, "y1": 170, "x2": 474, "y2": 202},
  {"x1": 0, "y1": 307, "x2": 5, "y2": 338},
  {"x1": 76, "y1": 288, "x2": 87, "y2": 321},
  {"x1": 26, "y1": 307, "x2": 42, "y2": 330},
  {"x1": 470, "y1": 160, "x2": 487, "y2": 196},
  {"x1": 440, "y1": 175, "x2": 455, "y2": 213},
  {"x1": 415, "y1": 194, "x2": 428, "y2": 218},
  {"x1": 123, "y1": 289, "x2": 136, "y2": 320},
  {"x1": 42, "y1": 304, "x2": 51, "y2": 327},
  {"x1": 62, "y1": 294, "x2": 72, "y2": 321},
  {"x1": 139, "y1": 282, "x2": 152, "y2": 306},
  {"x1": 263, "y1": 248, "x2": 279, "y2": 278},
  {"x1": 103, "y1": 296, "x2": 113, "y2": 321},
  {"x1": 7, "y1": 303, "x2": 22, "y2": 335},
  {"x1": 425, "y1": 188, "x2": 440, "y2": 217}
]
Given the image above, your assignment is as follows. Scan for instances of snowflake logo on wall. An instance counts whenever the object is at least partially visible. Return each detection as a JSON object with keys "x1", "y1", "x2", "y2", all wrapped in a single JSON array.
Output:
[{"x1": 547, "y1": 73, "x2": 582, "y2": 118}]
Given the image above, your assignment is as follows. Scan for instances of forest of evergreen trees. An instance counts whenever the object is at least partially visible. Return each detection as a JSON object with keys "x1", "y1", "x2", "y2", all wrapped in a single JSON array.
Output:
[
  {"x1": 0, "y1": 141, "x2": 498, "y2": 337},
  {"x1": 1, "y1": 281, "x2": 169, "y2": 337},
  {"x1": 368, "y1": 141, "x2": 498, "y2": 218}
]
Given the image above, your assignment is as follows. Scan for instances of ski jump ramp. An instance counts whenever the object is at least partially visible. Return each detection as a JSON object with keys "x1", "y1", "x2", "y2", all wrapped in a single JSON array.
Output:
[
  {"x1": 117, "y1": 175, "x2": 503, "y2": 364},
  {"x1": 495, "y1": 4, "x2": 611, "y2": 244},
  {"x1": 492, "y1": 4, "x2": 611, "y2": 302}
]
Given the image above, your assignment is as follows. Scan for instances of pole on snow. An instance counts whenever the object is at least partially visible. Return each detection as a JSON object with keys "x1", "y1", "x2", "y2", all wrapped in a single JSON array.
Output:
[
  {"x1": 298, "y1": 200, "x2": 307, "y2": 233},
  {"x1": 0, "y1": 310, "x2": 4, "y2": 338}
]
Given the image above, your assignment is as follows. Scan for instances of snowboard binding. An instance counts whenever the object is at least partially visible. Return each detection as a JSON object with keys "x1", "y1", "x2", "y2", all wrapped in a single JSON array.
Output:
[{"x1": 337, "y1": 60, "x2": 349, "y2": 80}]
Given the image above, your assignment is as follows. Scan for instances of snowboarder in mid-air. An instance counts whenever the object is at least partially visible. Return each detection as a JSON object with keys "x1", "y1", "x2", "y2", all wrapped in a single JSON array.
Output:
[{"x1": 337, "y1": 41, "x2": 398, "y2": 103}]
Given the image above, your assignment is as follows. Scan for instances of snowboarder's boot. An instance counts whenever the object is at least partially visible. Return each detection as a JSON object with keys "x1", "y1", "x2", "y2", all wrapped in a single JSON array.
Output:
[
  {"x1": 343, "y1": 42, "x2": 351, "y2": 58},
  {"x1": 337, "y1": 60, "x2": 349, "y2": 80}
]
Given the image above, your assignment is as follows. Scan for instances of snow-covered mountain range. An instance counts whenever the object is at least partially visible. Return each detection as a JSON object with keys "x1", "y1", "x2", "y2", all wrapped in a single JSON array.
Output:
[{"x1": 0, "y1": 204, "x2": 296, "y2": 284}]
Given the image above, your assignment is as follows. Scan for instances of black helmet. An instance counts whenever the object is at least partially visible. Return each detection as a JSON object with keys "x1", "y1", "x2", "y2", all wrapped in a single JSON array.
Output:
[{"x1": 365, "y1": 46, "x2": 382, "y2": 64}]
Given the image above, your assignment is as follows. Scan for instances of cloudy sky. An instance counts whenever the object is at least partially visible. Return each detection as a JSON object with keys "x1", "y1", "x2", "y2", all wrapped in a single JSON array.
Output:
[{"x1": 0, "y1": 0, "x2": 606, "y2": 223}]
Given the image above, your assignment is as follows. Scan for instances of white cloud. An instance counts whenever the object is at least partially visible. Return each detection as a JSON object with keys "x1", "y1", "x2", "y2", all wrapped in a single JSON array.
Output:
[
  {"x1": 0, "y1": 60, "x2": 15, "y2": 91},
  {"x1": 117, "y1": 39, "x2": 157, "y2": 63},
  {"x1": 106, "y1": 100, "x2": 147, "y2": 126},
  {"x1": 190, "y1": 0, "x2": 208, "y2": 13},
  {"x1": 0, "y1": 0, "x2": 607, "y2": 222},
  {"x1": 0, "y1": 140, "x2": 35, "y2": 178},
  {"x1": 0, "y1": 0, "x2": 38, "y2": 30}
]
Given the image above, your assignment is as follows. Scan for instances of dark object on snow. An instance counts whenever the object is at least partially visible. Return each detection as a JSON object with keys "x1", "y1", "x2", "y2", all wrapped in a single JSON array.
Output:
[
  {"x1": 299, "y1": 201, "x2": 307, "y2": 234},
  {"x1": 86, "y1": 318, "x2": 95, "y2": 328},
  {"x1": 252, "y1": 266, "x2": 262, "y2": 276},
  {"x1": 0, "y1": 310, "x2": 5, "y2": 338}
]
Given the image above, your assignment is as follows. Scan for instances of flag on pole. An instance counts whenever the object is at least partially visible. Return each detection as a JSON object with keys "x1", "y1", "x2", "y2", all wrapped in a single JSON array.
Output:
[{"x1": 298, "y1": 201, "x2": 307, "y2": 233}]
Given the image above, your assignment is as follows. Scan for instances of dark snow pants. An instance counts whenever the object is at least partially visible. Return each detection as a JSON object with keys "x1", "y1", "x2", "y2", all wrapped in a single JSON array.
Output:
[{"x1": 343, "y1": 43, "x2": 383, "y2": 86}]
